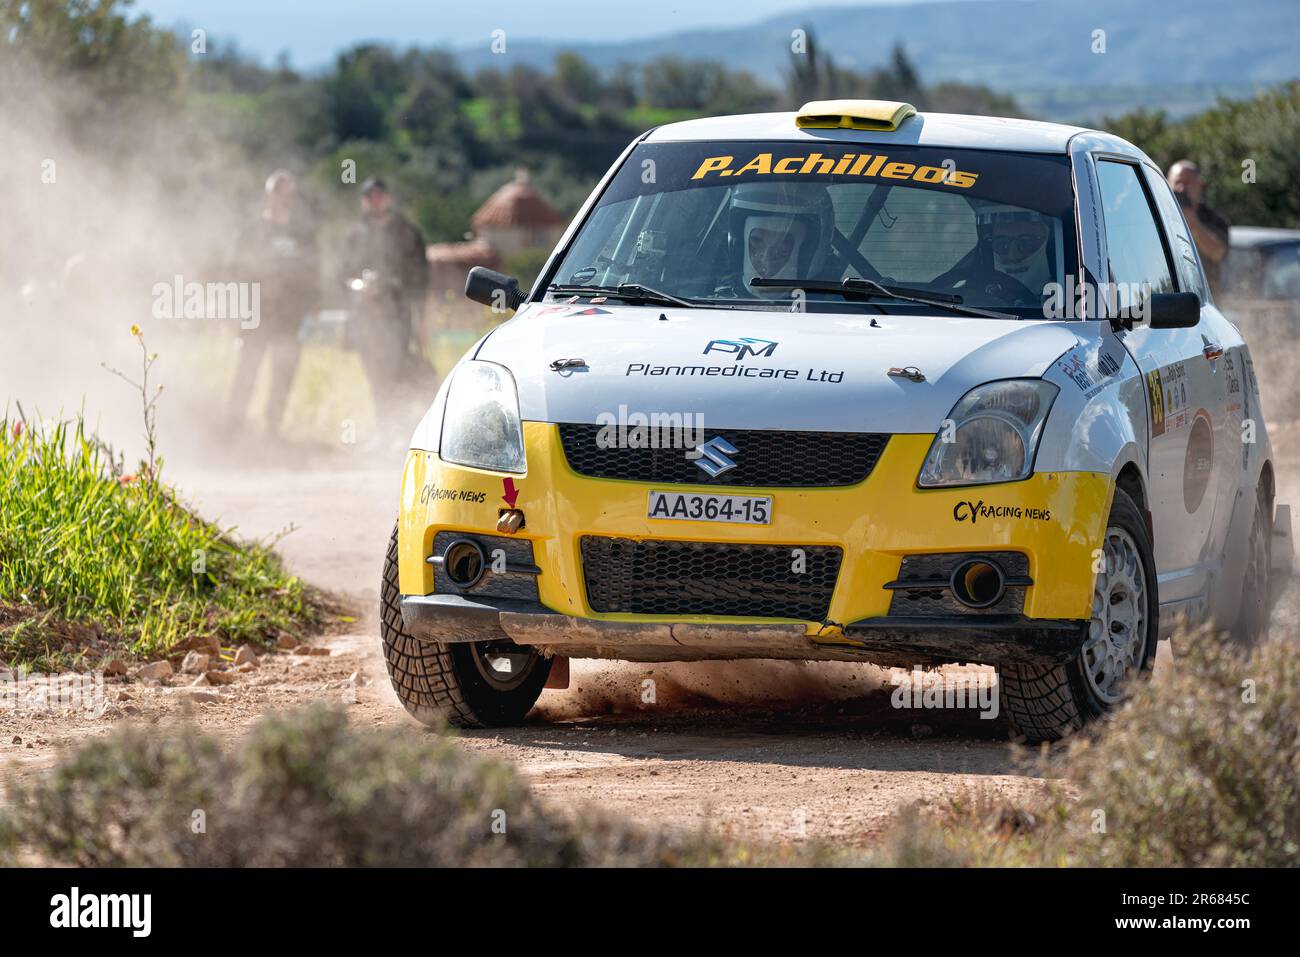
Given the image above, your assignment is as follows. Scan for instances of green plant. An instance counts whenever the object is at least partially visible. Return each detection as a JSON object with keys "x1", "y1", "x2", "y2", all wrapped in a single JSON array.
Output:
[{"x1": 0, "y1": 411, "x2": 319, "y2": 661}]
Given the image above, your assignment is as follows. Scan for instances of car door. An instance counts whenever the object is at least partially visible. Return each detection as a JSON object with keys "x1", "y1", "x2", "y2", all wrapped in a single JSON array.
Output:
[
  {"x1": 1142, "y1": 166, "x2": 1242, "y2": 563},
  {"x1": 1093, "y1": 157, "x2": 1225, "y2": 618}
]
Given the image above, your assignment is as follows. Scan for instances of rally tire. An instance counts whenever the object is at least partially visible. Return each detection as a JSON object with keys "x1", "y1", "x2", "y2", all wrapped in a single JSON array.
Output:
[
  {"x1": 1231, "y1": 489, "x2": 1271, "y2": 649},
  {"x1": 380, "y1": 524, "x2": 551, "y2": 728},
  {"x1": 1001, "y1": 487, "x2": 1157, "y2": 743}
]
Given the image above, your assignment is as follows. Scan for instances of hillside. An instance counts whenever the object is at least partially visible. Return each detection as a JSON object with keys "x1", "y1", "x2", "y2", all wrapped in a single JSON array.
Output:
[{"x1": 452, "y1": 0, "x2": 1299, "y2": 120}]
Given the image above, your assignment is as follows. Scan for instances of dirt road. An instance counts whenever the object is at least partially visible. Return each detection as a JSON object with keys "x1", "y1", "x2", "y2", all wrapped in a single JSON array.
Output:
[{"x1": 3, "y1": 446, "x2": 1098, "y2": 844}]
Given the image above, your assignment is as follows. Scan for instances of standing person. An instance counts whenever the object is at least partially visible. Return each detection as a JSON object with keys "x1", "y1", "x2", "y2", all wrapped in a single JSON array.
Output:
[
  {"x1": 227, "y1": 169, "x2": 319, "y2": 436},
  {"x1": 1167, "y1": 160, "x2": 1230, "y2": 296},
  {"x1": 341, "y1": 177, "x2": 429, "y2": 425}
]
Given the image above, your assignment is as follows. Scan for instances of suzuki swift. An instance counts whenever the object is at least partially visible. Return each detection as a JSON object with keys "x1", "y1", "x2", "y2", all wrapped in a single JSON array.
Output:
[{"x1": 380, "y1": 100, "x2": 1288, "y2": 742}]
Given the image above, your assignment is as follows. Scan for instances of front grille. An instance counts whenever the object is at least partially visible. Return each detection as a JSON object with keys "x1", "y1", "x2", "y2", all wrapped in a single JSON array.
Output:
[
  {"x1": 887, "y1": 552, "x2": 1030, "y2": 617},
  {"x1": 431, "y1": 531, "x2": 539, "y2": 602},
  {"x1": 558, "y1": 424, "x2": 888, "y2": 487},
  {"x1": 581, "y1": 536, "x2": 841, "y2": 620}
]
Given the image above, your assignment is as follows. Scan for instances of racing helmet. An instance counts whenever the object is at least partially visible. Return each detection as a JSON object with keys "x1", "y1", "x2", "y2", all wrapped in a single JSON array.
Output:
[
  {"x1": 977, "y1": 205, "x2": 1051, "y2": 271},
  {"x1": 729, "y1": 181, "x2": 835, "y2": 296}
]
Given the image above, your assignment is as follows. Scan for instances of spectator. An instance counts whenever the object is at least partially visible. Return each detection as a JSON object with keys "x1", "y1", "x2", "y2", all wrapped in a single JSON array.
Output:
[
  {"x1": 1167, "y1": 160, "x2": 1230, "y2": 296},
  {"x1": 227, "y1": 169, "x2": 319, "y2": 436}
]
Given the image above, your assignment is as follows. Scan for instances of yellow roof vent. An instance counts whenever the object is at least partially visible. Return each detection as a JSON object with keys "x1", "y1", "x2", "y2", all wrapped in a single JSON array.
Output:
[{"x1": 796, "y1": 99, "x2": 917, "y2": 132}]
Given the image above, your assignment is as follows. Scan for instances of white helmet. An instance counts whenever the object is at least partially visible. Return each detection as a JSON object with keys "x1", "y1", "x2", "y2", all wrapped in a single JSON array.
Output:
[{"x1": 730, "y1": 182, "x2": 835, "y2": 296}]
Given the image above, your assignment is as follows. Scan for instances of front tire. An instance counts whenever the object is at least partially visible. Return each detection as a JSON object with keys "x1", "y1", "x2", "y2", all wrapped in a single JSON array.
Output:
[
  {"x1": 380, "y1": 524, "x2": 551, "y2": 728},
  {"x1": 1001, "y1": 487, "x2": 1157, "y2": 743}
]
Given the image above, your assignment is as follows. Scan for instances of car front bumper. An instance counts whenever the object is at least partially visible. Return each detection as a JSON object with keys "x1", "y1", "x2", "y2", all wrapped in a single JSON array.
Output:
[
  {"x1": 399, "y1": 591, "x2": 1089, "y2": 666},
  {"x1": 396, "y1": 422, "x2": 1111, "y2": 667}
]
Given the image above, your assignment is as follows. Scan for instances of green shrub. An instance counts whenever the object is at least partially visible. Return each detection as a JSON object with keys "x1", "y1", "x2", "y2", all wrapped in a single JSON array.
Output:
[{"x1": 0, "y1": 413, "x2": 319, "y2": 661}]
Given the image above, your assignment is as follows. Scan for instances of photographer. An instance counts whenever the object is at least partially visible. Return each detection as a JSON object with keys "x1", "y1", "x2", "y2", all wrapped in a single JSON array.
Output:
[{"x1": 341, "y1": 177, "x2": 430, "y2": 424}]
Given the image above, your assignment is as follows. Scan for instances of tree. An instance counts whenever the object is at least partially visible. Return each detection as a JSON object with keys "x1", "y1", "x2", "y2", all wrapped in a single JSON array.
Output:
[
  {"x1": 553, "y1": 52, "x2": 602, "y2": 105},
  {"x1": 642, "y1": 57, "x2": 718, "y2": 111},
  {"x1": 0, "y1": 0, "x2": 184, "y2": 102},
  {"x1": 1105, "y1": 83, "x2": 1300, "y2": 228},
  {"x1": 323, "y1": 44, "x2": 408, "y2": 142}
]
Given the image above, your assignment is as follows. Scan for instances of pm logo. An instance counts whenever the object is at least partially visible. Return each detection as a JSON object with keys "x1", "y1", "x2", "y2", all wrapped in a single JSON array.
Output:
[{"x1": 703, "y1": 337, "x2": 778, "y2": 360}]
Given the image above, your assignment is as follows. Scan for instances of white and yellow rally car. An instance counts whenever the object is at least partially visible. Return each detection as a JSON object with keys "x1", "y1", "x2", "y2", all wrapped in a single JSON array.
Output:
[{"x1": 380, "y1": 101, "x2": 1289, "y2": 742}]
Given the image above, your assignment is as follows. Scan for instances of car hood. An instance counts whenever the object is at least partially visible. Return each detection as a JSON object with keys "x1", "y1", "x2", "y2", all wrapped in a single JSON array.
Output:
[{"x1": 476, "y1": 303, "x2": 1081, "y2": 433}]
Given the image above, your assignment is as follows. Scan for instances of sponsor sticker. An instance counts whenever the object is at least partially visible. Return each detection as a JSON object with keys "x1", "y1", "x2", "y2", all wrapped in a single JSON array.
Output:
[
  {"x1": 1147, "y1": 368, "x2": 1166, "y2": 437},
  {"x1": 690, "y1": 151, "x2": 980, "y2": 189}
]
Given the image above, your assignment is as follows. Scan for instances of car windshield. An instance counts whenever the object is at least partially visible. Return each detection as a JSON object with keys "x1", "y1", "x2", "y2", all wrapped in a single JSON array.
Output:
[{"x1": 547, "y1": 140, "x2": 1079, "y2": 318}]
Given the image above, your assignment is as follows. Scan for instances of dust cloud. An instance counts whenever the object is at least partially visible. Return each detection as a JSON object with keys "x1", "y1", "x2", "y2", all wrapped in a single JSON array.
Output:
[
  {"x1": 0, "y1": 47, "x2": 304, "y2": 464},
  {"x1": 534, "y1": 659, "x2": 890, "y2": 719}
]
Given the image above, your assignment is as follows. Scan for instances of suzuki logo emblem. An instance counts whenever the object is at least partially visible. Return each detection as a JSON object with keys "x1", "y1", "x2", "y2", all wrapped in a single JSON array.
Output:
[
  {"x1": 693, "y1": 436, "x2": 739, "y2": 477},
  {"x1": 703, "y1": 337, "x2": 778, "y2": 360}
]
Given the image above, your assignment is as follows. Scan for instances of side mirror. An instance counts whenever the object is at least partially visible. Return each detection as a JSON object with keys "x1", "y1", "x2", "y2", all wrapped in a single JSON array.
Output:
[
  {"x1": 1147, "y1": 291, "x2": 1200, "y2": 329},
  {"x1": 465, "y1": 266, "x2": 525, "y2": 311}
]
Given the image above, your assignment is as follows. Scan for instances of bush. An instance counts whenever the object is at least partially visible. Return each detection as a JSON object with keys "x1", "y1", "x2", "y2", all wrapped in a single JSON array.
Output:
[
  {"x1": 868, "y1": 629, "x2": 1300, "y2": 867},
  {"x1": 1058, "y1": 629, "x2": 1299, "y2": 866},
  {"x1": 0, "y1": 413, "x2": 320, "y2": 662},
  {"x1": 0, "y1": 706, "x2": 725, "y2": 867}
]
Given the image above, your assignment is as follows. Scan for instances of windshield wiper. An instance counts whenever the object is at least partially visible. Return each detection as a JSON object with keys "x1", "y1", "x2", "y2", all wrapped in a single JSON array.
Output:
[
  {"x1": 750, "y1": 277, "x2": 1019, "y2": 321},
  {"x1": 547, "y1": 283, "x2": 697, "y2": 308}
]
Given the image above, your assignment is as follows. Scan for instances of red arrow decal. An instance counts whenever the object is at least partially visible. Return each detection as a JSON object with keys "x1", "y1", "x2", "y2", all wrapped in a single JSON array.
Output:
[{"x1": 502, "y1": 478, "x2": 519, "y2": 508}]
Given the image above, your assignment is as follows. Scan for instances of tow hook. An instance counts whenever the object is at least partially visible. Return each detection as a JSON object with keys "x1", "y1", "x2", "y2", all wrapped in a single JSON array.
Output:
[{"x1": 497, "y1": 509, "x2": 525, "y2": 534}]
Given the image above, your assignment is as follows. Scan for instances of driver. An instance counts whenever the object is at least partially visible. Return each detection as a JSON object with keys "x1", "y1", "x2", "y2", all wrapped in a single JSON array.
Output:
[
  {"x1": 978, "y1": 206, "x2": 1053, "y2": 301},
  {"x1": 727, "y1": 181, "x2": 836, "y2": 298}
]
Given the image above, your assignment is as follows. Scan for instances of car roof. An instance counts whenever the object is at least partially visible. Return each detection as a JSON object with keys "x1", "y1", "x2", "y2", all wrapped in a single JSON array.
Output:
[
  {"x1": 1231, "y1": 226, "x2": 1300, "y2": 247},
  {"x1": 645, "y1": 110, "x2": 1097, "y2": 155}
]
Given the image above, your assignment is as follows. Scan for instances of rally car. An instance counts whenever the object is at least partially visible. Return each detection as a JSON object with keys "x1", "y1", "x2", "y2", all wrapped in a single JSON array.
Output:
[{"x1": 380, "y1": 100, "x2": 1289, "y2": 742}]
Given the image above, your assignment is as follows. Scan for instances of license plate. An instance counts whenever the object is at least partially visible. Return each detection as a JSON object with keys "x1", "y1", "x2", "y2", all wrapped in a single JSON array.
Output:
[{"x1": 647, "y1": 490, "x2": 772, "y2": 525}]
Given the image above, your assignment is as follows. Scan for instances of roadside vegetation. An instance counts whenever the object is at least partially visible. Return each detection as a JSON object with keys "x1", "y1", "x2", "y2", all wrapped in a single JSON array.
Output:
[
  {"x1": 0, "y1": 332, "x2": 325, "y2": 669},
  {"x1": 874, "y1": 628, "x2": 1299, "y2": 867},
  {"x1": 0, "y1": 408, "x2": 323, "y2": 668},
  {"x1": 3, "y1": 627, "x2": 1293, "y2": 866}
]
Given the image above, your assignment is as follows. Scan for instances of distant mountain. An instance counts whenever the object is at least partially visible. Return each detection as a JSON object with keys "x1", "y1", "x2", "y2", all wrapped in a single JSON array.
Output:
[{"x1": 453, "y1": 0, "x2": 1299, "y2": 120}]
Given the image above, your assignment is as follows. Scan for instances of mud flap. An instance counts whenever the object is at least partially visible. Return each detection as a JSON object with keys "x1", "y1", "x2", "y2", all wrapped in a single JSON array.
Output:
[
  {"x1": 544, "y1": 655, "x2": 570, "y2": 690},
  {"x1": 1271, "y1": 503, "x2": 1293, "y2": 580}
]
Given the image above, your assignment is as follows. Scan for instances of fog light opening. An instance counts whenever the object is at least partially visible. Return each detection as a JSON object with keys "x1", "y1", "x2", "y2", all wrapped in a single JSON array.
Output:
[
  {"x1": 950, "y1": 559, "x2": 1006, "y2": 609},
  {"x1": 443, "y1": 539, "x2": 487, "y2": 590}
]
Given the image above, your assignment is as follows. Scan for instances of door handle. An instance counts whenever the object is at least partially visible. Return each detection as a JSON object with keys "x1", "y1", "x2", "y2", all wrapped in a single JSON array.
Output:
[{"x1": 1202, "y1": 340, "x2": 1223, "y2": 361}]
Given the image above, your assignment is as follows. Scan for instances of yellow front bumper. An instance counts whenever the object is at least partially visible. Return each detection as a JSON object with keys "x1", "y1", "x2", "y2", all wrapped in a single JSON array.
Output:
[{"x1": 398, "y1": 423, "x2": 1111, "y2": 650}]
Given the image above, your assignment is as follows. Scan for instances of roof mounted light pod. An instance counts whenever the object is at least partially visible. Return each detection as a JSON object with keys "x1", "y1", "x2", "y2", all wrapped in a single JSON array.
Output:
[{"x1": 796, "y1": 99, "x2": 917, "y2": 132}]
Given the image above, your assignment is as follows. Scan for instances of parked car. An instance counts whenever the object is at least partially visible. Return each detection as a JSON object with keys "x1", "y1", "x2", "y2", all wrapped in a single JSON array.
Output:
[{"x1": 1224, "y1": 226, "x2": 1300, "y2": 303}]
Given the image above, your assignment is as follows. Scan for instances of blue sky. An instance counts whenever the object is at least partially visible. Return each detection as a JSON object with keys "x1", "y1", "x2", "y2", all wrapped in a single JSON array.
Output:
[{"x1": 131, "y1": 0, "x2": 944, "y2": 67}]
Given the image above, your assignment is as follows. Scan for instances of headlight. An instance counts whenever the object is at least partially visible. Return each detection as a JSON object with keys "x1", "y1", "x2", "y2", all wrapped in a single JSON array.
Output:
[
  {"x1": 439, "y1": 360, "x2": 526, "y2": 473},
  {"x1": 918, "y1": 379, "x2": 1058, "y2": 487}
]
